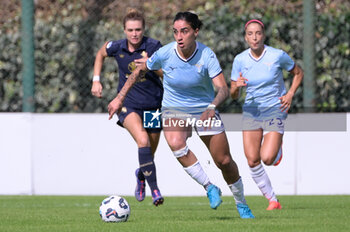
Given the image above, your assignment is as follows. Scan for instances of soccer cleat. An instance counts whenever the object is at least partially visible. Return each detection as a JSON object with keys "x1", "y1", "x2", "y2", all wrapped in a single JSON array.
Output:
[
  {"x1": 266, "y1": 200, "x2": 282, "y2": 210},
  {"x1": 152, "y1": 189, "x2": 164, "y2": 206},
  {"x1": 206, "y1": 184, "x2": 222, "y2": 209},
  {"x1": 236, "y1": 203, "x2": 255, "y2": 219},
  {"x1": 273, "y1": 145, "x2": 283, "y2": 166},
  {"x1": 134, "y1": 168, "x2": 146, "y2": 202}
]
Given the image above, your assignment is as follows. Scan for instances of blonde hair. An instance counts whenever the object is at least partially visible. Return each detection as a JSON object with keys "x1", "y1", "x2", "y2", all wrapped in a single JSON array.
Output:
[{"x1": 123, "y1": 8, "x2": 145, "y2": 29}]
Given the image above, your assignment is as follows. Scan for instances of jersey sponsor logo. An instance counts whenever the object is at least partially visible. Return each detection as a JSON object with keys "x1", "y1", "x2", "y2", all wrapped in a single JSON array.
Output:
[{"x1": 119, "y1": 54, "x2": 125, "y2": 58}]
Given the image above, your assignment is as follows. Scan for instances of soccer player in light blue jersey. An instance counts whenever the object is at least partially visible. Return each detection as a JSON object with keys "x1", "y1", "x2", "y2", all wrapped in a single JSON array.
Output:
[
  {"x1": 108, "y1": 11, "x2": 254, "y2": 219},
  {"x1": 230, "y1": 19, "x2": 304, "y2": 210}
]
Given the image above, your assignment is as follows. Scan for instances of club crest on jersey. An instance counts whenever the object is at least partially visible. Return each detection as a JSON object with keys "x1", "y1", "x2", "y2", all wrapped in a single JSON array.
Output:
[{"x1": 128, "y1": 62, "x2": 137, "y2": 72}]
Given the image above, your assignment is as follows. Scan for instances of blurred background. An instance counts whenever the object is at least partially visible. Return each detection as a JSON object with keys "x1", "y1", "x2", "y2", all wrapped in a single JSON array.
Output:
[
  {"x1": 1, "y1": 0, "x2": 349, "y2": 113},
  {"x1": 1, "y1": 0, "x2": 350, "y2": 196}
]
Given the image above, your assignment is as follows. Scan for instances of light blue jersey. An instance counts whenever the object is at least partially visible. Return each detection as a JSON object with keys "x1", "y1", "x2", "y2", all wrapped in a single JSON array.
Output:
[
  {"x1": 147, "y1": 41, "x2": 222, "y2": 114},
  {"x1": 231, "y1": 45, "x2": 295, "y2": 120}
]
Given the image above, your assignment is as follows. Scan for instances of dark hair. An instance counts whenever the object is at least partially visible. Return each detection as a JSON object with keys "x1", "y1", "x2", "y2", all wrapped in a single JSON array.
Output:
[
  {"x1": 173, "y1": 11, "x2": 203, "y2": 30},
  {"x1": 123, "y1": 8, "x2": 145, "y2": 29}
]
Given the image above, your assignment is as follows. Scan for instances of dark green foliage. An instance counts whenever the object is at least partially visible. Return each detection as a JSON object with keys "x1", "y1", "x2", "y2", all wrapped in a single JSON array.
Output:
[{"x1": 0, "y1": 1, "x2": 349, "y2": 112}]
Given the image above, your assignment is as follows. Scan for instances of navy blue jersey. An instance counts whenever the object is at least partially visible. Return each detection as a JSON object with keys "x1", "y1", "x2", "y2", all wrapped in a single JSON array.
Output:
[{"x1": 106, "y1": 37, "x2": 163, "y2": 109}]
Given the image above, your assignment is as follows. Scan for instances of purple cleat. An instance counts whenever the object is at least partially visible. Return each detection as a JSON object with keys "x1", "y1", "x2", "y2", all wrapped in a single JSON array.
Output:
[
  {"x1": 152, "y1": 189, "x2": 164, "y2": 206},
  {"x1": 135, "y1": 168, "x2": 146, "y2": 202}
]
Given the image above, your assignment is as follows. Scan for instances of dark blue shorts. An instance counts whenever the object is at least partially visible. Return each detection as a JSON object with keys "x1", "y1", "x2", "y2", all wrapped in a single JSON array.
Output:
[{"x1": 117, "y1": 106, "x2": 162, "y2": 133}]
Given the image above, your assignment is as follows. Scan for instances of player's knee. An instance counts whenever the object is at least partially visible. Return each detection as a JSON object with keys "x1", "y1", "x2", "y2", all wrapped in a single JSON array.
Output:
[
  {"x1": 261, "y1": 156, "x2": 274, "y2": 166},
  {"x1": 136, "y1": 136, "x2": 150, "y2": 148},
  {"x1": 247, "y1": 159, "x2": 261, "y2": 168},
  {"x1": 215, "y1": 153, "x2": 232, "y2": 169},
  {"x1": 167, "y1": 137, "x2": 186, "y2": 151},
  {"x1": 260, "y1": 151, "x2": 275, "y2": 165},
  {"x1": 173, "y1": 145, "x2": 189, "y2": 158}
]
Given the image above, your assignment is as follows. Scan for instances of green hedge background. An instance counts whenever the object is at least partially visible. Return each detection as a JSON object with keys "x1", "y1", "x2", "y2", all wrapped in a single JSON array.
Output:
[{"x1": 0, "y1": 0, "x2": 349, "y2": 112}]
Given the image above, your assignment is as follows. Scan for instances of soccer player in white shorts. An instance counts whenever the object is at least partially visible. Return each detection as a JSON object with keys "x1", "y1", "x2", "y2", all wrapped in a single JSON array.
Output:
[{"x1": 108, "y1": 12, "x2": 254, "y2": 219}]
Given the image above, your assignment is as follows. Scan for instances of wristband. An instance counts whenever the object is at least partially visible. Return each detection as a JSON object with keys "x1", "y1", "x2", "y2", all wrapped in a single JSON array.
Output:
[
  {"x1": 207, "y1": 104, "x2": 216, "y2": 110},
  {"x1": 93, "y1": 75, "x2": 100, "y2": 82}
]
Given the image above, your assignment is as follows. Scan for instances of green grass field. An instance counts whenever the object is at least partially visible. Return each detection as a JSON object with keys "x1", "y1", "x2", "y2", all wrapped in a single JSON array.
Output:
[{"x1": 0, "y1": 195, "x2": 349, "y2": 232}]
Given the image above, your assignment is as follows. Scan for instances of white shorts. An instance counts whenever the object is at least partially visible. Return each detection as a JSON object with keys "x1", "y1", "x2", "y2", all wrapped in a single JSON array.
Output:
[
  {"x1": 162, "y1": 109, "x2": 225, "y2": 136},
  {"x1": 242, "y1": 117, "x2": 285, "y2": 135}
]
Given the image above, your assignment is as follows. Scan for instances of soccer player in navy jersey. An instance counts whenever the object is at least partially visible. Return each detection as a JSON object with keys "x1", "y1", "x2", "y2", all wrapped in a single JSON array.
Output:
[
  {"x1": 91, "y1": 8, "x2": 164, "y2": 206},
  {"x1": 107, "y1": 11, "x2": 254, "y2": 219},
  {"x1": 230, "y1": 19, "x2": 303, "y2": 210}
]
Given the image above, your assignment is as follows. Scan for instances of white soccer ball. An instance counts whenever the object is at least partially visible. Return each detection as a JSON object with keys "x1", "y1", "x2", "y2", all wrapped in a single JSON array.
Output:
[{"x1": 99, "y1": 195, "x2": 130, "y2": 222}]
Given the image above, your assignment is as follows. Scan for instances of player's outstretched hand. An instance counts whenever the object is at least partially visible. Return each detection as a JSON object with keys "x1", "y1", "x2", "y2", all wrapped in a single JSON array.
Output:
[
  {"x1": 108, "y1": 97, "x2": 123, "y2": 120},
  {"x1": 236, "y1": 72, "x2": 248, "y2": 87},
  {"x1": 91, "y1": 81, "x2": 103, "y2": 98}
]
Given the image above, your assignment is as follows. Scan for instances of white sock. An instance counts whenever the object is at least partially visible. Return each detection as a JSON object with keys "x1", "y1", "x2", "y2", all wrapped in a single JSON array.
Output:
[
  {"x1": 184, "y1": 161, "x2": 210, "y2": 189},
  {"x1": 250, "y1": 163, "x2": 277, "y2": 202},
  {"x1": 228, "y1": 177, "x2": 247, "y2": 205},
  {"x1": 272, "y1": 146, "x2": 282, "y2": 165}
]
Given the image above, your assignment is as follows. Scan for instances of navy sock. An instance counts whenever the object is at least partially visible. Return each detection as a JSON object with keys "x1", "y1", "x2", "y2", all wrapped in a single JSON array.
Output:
[
  {"x1": 138, "y1": 147, "x2": 158, "y2": 192},
  {"x1": 137, "y1": 168, "x2": 145, "y2": 181}
]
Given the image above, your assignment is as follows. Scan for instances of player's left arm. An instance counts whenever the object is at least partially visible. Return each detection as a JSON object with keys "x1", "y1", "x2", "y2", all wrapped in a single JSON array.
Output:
[
  {"x1": 211, "y1": 73, "x2": 229, "y2": 107},
  {"x1": 279, "y1": 64, "x2": 304, "y2": 112},
  {"x1": 108, "y1": 64, "x2": 148, "y2": 119},
  {"x1": 201, "y1": 73, "x2": 229, "y2": 121}
]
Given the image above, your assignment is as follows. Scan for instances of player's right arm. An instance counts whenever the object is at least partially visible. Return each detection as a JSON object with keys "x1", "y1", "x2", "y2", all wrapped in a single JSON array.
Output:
[
  {"x1": 91, "y1": 42, "x2": 109, "y2": 98},
  {"x1": 230, "y1": 72, "x2": 248, "y2": 99},
  {"x1": 108, "y1": 65, "x2": 148, "y2": 120},
  {"x1": 230, "y1": 56, "x2": 247, "y2": 99},
  {"x1": 108, "y1": 47, "x2": 162, "y2": 119}
]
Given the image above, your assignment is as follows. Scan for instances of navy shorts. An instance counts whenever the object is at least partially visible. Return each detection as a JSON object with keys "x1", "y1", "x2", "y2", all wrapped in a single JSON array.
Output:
[{"x1": 117, "y1": 106, "x2": 162, "y2": 133}]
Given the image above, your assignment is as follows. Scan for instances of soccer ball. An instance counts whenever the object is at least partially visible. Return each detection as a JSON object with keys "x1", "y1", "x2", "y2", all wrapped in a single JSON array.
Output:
[{"x1": 99, "y1": 195, "x2": 130, "y2": 222}]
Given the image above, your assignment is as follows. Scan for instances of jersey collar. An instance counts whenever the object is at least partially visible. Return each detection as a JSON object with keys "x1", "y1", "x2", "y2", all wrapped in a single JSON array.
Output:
[
  {"x1": 248, "y1": 45, "x2": 267, "y2": 62},
  {"x1": 174, "y1": 41, "x2": 198, "y2": 62}
]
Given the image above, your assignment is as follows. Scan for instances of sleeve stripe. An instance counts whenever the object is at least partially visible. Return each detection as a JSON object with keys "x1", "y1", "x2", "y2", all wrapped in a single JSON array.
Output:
[
  {"x1": 288, "y1": 62, "x2": 296, "y2": 72},
  {"x1": 211, "y1": 70, "x2": 223, "y2": 79},
  {"x1": 146, "y1": 61, "x2": 157, "y2": 71}
]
